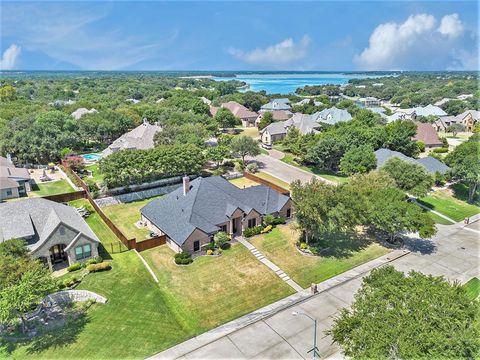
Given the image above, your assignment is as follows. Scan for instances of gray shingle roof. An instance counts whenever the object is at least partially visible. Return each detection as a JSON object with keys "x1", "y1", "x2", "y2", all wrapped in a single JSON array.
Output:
[
  {"x1": 374, "y1": 148, "x2": 450, "y2": 175},
  {"x1": 0, "y1": 198, "x2": 99, "y2": 252},
  {"x1": 261, "y1": 98, "x2": 291, "y2": 111},
  {"x1": 313, "y1": 107, "x2": 352, "y2": 125},
  {"x1": 141, "y1": 176, "x2": 289, "y2": 246},
  {"x1": 102, "y1": 122, "x2": 162, "y2": 157}
]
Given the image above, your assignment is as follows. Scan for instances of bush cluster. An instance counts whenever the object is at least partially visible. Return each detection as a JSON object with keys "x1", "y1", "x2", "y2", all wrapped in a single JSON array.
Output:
[
  {"x1": 272, "y1": 216, "x2": 287, "y2": 225},
  {"x1": 243, "y1": 226, "x2": 263, "y2": 237},
  {"x1": 432, "y1": 147, "x2": 449, "y2": 153},
  {"x1": 174, "y1": 251, "x2": 193, "y2": 265},
  {"x1": 60, "y1": 275, "x2": 79, "y2": 288},
  {"x1": 87, "y1": 261, "x2": 111, "y2": 273},
  {"x1": 67, "y1": 263, "x2": 82, "y2": 272}
]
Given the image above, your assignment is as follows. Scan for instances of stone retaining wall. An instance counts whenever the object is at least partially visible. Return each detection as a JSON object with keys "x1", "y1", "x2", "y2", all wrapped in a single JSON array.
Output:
[
  {"x1": 44, "y1": 290, "x2": 107, "y2": 305},
  {"x1": 95, "y1": 183, "x2": 182, "y2": 207}
]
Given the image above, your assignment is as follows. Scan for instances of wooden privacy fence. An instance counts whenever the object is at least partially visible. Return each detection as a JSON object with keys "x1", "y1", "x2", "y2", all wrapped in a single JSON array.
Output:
[
  {"x1": 243, "y1": 171, "x2": 290, "y2": 195},
  {"x1": 42, "y1": 190, "x2": 86, "y2": 203},
  {"x1": 57, "y1": 164, "x2": 166, "y2": 253}
]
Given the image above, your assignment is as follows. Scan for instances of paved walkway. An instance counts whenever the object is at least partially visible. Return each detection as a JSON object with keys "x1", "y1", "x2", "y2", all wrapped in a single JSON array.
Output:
[
  {"x1": 237, "y1": 236, "x2": 303, "y2": 292},
  {"x1": 150, "y1": 222, "x2": 479, "y2": 359}
]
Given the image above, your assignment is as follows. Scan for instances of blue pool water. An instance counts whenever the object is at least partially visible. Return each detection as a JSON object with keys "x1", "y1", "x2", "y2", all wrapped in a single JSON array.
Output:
[
  {"x1": 81, "y1": 153, "x2": 102, "y2": 162},
  {"x1": 213, "y1": 73, "x2": 385, "y2": 94}
]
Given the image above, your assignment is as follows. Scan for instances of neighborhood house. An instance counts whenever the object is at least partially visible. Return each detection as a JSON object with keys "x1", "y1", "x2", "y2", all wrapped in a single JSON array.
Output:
[
  {"x1": 374, "y1": 148, "x2": 450, "y2": 175},
  {"x1": 140, "y1": 176, "x2": 292, "y2": 254},
  {"x1": 0, "y1": 198, "x2": 100, "y2": 270},
  {"x1": 261, "y1": 113, "x2": 321, "y2": 145},
  {"x1": 0, "y1": 156, "x2": 33, "y2": 200},
  {"x1": 413, "y1": 123, "x2": 443, "y2": 149},
  {"x1": 210, "y1": 101, "x2": 258, "y2": 127}
]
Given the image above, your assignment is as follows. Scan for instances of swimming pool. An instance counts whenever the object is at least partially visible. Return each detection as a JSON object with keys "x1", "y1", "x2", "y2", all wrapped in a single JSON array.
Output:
[{"x1": 81, "y1": 153, "x2": 102, "y2": 162}]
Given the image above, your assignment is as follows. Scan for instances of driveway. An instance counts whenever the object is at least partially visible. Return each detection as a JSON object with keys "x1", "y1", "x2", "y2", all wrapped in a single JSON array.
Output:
[
  {"x1": 151, "y1": 223, "x2": 479, "y2": 359},
  {"x1": 248, "y1": 154, "x2": 334, "y2": 185}
]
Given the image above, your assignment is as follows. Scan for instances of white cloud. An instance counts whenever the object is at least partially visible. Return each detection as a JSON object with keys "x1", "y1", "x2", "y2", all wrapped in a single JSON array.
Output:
[
  {"x1": 0, "y1": 44, "x2": 21, "y2": 70},
  {"x1": 355, "y1": 13, "x2": 474, "y2": 70},
  {"x1": 438, "y1": 13, "x2": 464, "y2": 38},
  {"x1": 228, "y1": 35, "x2": 310, "y2": 65}
]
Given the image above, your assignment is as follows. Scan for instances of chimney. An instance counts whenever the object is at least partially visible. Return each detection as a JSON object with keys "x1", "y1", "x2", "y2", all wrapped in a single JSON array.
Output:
[{"x1": 182, "y1": 175, "x2": 190, "y2": 196}]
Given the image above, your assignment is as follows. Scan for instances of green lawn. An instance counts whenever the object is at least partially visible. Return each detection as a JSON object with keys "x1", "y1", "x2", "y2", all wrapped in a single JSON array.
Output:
[
  {"x1": 280, "y1": 153, "x2": 348, "y2": 184},
  {"x1": 234, "y1": 126, "x2": 260, "y2": 139},
  {"x1": 425, "y1": 210, "x2": 455, "y2": 225},
  {"x1": 229, "y1": 176, "x2": 260, "y2": 189},
  {"x1": 250, "y1": 224, "x2": 390, "y2": 288},
  {"x1": 419, "y1": 189, "x2": 480, "y2": 222},
  {"x1": 463, "y1": 277, "x2": 480, "y2": 300},
  {"x1": 255, "y1": 172, "x2": 291, "y2": 190},
  {"x1": 29, "y1": 179, "x2": 74, "y2": 197},
  {"x1": 102, "y1": 197, "x2": 161, "y2": 241},
  {"x1": 143, "y1": 244, "x2": 294, "y2": 333},
  {"x1": 85, "y1": 164, "x2": 104, "y2": 186},
  {"x1": 451, "y1": 183, "x2": 480, "y2": 206}
]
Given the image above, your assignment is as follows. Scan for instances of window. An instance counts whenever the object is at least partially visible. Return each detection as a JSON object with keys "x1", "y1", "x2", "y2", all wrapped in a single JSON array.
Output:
[
  {"x1": 286, "y1": 208, "x2": 291, "y2": 218},
  {"x1": 248, "y1": 218, "x2": 256, "y2": 228},
  {"x1": 59, "y1": 227, "x2": 65, "y2": 235},
  {"x1": 193, "y1": 240, "x2": 200, "y2": 252},
  {"x1": 6, "y1": 189, "x2": 12, "y2": 196},
  {"x1": 75, "y1": 244, "x2": 92, "y2": 260}
]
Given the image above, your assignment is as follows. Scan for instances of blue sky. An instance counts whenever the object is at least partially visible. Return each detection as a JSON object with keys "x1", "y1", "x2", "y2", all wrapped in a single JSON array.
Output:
[{"x1": 1, "y1": 1, "x2": 478, "y2": 71}]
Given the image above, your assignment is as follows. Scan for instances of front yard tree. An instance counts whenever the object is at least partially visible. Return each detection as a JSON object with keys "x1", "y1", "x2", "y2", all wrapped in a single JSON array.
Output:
[
  {"x1": 214, "y1": 108, "x2": 237, "y2": 129},
  {"x1": 381, "y1": 157, "x2": 434, "y2": 197},
  {"x1": 339, "y1": 145, "x2": 376, "y2": 175},
  {"x1": 330, "y1": 266, "x2": 480, "y2": 359},
  {"x1": 206, "y1": 146, "x2": 229, "y2": 168},
  {"x1": 446, "y1": 137, "x2": 480, "y2": 204},
  {"x1": 230, "y1": 136, "x2": 260, "y2": 163},
  {"x1": 446, "y1": 123, "x2": 465, "y2": 137},
  {"x1": 257, "y1": 111, "x2": 273, "y2": 130}
]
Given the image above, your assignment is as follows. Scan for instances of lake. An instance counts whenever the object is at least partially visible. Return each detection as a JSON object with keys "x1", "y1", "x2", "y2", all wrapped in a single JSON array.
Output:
[{"x1": 213, "y1": 73, "x2": 385, "y2": 94}]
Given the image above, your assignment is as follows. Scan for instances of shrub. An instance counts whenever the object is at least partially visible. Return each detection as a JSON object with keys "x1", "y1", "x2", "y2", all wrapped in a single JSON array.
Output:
[
  {"x1": 94, "y1": 255, "x2": 103, "y2": 263},
  {"x1": 207, "y1": 249, "x2": 214, "y2": 255},
  {"x1": 309, "y1": 246, "x2": 320, "y2": 255},
  {"x1": 85, "y1": 258, "x2": 96, "y2": 266},
  {"x1": 212, "y1": 168, "x2": 225, "y2": 176},
  {"x1": 300, "y1": 242, "x2": 308, "y2": 250},
  {"x1": 87, "y1": 262, "x2": 111, "y2": 273},
  {"x1": 246, "y1": 162, "x2": 259, "y2": 173},
  {"x1": 243, "y1": 226, "x2": 263, "y2": 237},
  {"x1": 205, "y1": 242, "x2": 215, "y2": 251},
  {"x1": 263, "y1": 214, "x2": 275, "y2": 225},
  {"x1": 273, "y1": 216, "x2": 287, "y2": 225},
  {"x1": 214, "y1": 231, "x2": 229, "y2": 249},
  {"x1": 63, "y1": 276, "x2": 79, "y2": 288},
  {"x1": 67, "y1": 263, "x2": 81, "y2": 272},
  {"x1": 433, "y1": 147, "x2": 449, "y2": 153},
  {"x1": 174, "y1": 251, "x2": 193, "y2": 265},
  {"x1": 261, "y1": 225, "x2": 273, "y2": 234},
  {"x1": 234, "y1": 161, "x2": 245, "y2": 172}
]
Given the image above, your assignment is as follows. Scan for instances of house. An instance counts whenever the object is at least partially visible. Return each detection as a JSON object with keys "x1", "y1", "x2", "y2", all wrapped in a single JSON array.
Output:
[
  {"x1": 260, "y1": 98, "x2": 291, "y2": 111},
  {"x1": 385, "y1": 112, "x2": 410, "y2": 123},
  {"x1": 101, "y1": 120, "x2": 162, "y2": 157},
  {"x1": 140, "y1": 176, "x2": 292, "y2": 254},
  {"x1": 434, "y1": 98, "x2": 452, "y2": 107},
  {"x1": 0, "y1": 156, "x2": 32, "y2": 200},
  {"x1": 413, "y1": 123, "x2": 443, "y2": 149},
  {"x1": 294, "y1": 99, "x2": 323, "y2": 106},
  {"x1": 210, "y1": 101, "x2": 258, "y2": 127},
  {"x1": 256, "y1": 109, "x2": 293, "y2": 125},
  {"x1": 399, "y1": 104, "x2": 447, "y2": 118},
  {"x1": 374, "y1": 148, "x2": 450, "y2": 175},
  {"x1": 456, "y1": 110, "x2": 479, "y2": 132},
  {"x1": 0, "y1": 198, "x2": 100, "y2": 269},
  {"x1": 260, "y1": 113, "x2": 321, "y2": 145},
  {"x1": 313, "y1": 107, "x2": 352, "y2": 125},
  {"x1": 457, "y1": 94, "x2": 473, "y2": 101},
  {"x1": 433, "y1": 115, "x2": 458, "y2": 132},
  {"x1": 71, "y1": 107, "x2": 98, "y2": 120},
  {"x1": 358, "y1": 96, "x2": 381, "y2": 107}
]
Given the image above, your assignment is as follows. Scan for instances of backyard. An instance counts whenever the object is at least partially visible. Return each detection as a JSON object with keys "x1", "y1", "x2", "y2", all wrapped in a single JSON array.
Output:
[
  {"x1": 84, "y1": 164, "x2": 104, "y2": 186},
  {"x1": 102, "y1": 196, "x2": 162, "y2": 241},
  {"x1": 254, "y1": 171, "x2": 291, "y2": 190},
  {"x1": 229, "y1": 176, "x2": 260, "y2": 188},
  {"x1": 29, "y1": 179, "x2": 75, "y2": 197},
  {"x1": 143, "y1": 243, "x2": 294, "y2": 333},
  {"x1": 249, "y1": 224, "x2": 390, "y2": 288},
  {"x1": 419, "y1": 187, "x2": 480, "y2": 222}
]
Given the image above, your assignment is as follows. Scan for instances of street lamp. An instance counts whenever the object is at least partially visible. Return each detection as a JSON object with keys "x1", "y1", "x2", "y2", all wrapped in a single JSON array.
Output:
[{"x1": 292, "y1": 311, "x2": 320, "y2": 359}]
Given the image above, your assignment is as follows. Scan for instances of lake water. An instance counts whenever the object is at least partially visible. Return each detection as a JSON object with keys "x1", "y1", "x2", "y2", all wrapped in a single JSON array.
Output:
[{"x1": 214, "y1": 73, "x2": 385, "y2": 94}]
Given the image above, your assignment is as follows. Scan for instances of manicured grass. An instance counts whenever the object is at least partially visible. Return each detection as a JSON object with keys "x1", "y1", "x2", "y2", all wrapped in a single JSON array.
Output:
[
  {"x1": 463, "y1": 277, "x2": 480, "y2": 300},
  {"x1": 425, "y1": 210, "x2": 455, "y2": 225},
  {"x1": 236, "y1": 126, "x2": 259, "y2": 139},
  {"x1": 250, "y1": 224, "x2": 390, "y2": 288},
  {"x1": 280, "y1": 153, "x2": 348, "y2": 184},
  {"x1": 419, "y1": 189, "x2": 480, "y2": 222},
  {"x1": 85, "y1": 164, "x2": 104, "y2": 186},
  {"x1": 29, "y1": 179, "x2": 74, "y2": 197},
  {"x1": 255, "y1": 171, "x2": 291, "y2": 190},
  {"x1": 102, "y1": 197, "x2": 161, "y2": 241},
  {"x1": 229, "y1": 176, "x2": 260, "y2": 188},
  {"x1": 143, "y1": 244, "x2": 295, "y2": 333}
]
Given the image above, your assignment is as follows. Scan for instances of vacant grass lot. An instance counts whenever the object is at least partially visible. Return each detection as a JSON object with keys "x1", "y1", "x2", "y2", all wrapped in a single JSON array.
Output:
[
  {"x1": 102, "y1": 197, "x2": 161, "y2": 241},
  {"x1": 29, "y1": 179, "x2": 74, "y2": 197},
  {"x1": 250, "y1": 224, "x2": 390, "y2": 288},
  {"x1": 255, "y1": 171, "x2": 291, "y2": 190},
  {"x1": 419, "y1": 189, "x2": 480, "y2": 222},
  {"x1": 280, "y1": 153, "x2": 348, "y2": 184},
  {"x1": 143, "y1": 244, "x2": 295, "y2": 333},
  {"x1": 229, "y1": 176, "x2": 260, "y2": 188}
]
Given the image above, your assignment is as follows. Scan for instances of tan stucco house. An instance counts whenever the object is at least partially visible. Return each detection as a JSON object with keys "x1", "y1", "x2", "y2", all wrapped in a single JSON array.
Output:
[
  {"x1": 140, "y1": 176, "x2": 292, "y2": 254},
  {"x1": 0, "y1": 198, "x2": 100, "y2": 270}
]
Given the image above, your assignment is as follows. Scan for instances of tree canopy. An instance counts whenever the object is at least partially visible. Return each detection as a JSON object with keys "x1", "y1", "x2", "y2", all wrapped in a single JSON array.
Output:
[{"x1": 381, "y1": 157, "x2": 434, "y2": 197}]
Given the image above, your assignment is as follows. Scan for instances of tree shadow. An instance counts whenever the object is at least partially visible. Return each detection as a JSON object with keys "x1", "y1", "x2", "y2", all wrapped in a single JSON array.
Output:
[
  {"x1": 401, "y1": 236, "x2": 437, "y2": 255},
  {"x1": 98, "y1": 243, "x2": 113, "y2": 260},
  {"x1": 309, "y1": 232, "x2": 370, "y2": 259},
  {"x1": 24, "y1": 312, "x2": 89, "y2": 355}
]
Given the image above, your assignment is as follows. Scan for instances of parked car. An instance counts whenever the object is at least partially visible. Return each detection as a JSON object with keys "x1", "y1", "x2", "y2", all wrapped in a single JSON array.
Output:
[{"x1": 262, "y1": 143, "x2": 272, "y2": 150}]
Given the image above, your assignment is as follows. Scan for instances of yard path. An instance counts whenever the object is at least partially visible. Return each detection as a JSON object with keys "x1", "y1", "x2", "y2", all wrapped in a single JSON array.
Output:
[
  {"x1": 237, "y1": 236, "x2": 304, "y2": 292},
  {"x1": 151, "y1": 222, "x2": 479, "y2": 360},
  {"x1": 412, "y1": 198, "x2": 456, "y2": 224}
]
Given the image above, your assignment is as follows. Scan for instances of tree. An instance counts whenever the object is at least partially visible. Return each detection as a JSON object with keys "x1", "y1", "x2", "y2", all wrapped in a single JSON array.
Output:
[
  {"x1": 206, "y1": 146, "x2": 229, "y2": 168},
  {"x1": 381, "y1": 157, "x2": 434, "y2": 197},
  {"x1": 0, "y1": 85, "x2": 17, "y2": 101},
  {"x1": 445, "y1": 138, "x2": 480, "y2": 203},
  {"x1": 383, "y1": 120, "x2": 418, "y2": 156},
  {"x1": 230, "y1": 136, "x2": 260, "y2": 163},
  {"x1": 446, "y1": 123, "x2": 466, "y2": 137},
  {"x1": 214, "y1": 108, "x2": 237, "y2": 129},
  {"x1": 306, "y1": 137, "x2": 345, "y2": 171},
  {"x1": 330, "y1": 266, "x2": 479, "y2": 359},
  {"x1": 0, "y1": 239, "x2": 29, "y2": 258},
  {"x1": 339, "y1": 145, "x2": 376, "y2": 175},
  {"x1": 214, "y1": 231, "x2": 229, "y2": 249},
  {"x1": 441, "y1": 99, "x2": 467, "y2": 116},
  {"x1": 257, "y1": 111, "x2": 273, "y2": 130}
]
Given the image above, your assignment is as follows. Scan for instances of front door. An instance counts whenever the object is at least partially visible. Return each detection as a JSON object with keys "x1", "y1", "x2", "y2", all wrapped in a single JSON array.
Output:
[
  {"x1": 193, "y1": 240, "x2": 200, "y2": 252},
  {"x1": 50, "y1": 244, "x2": 66, "y2": 262},
  {"x1": 232, "y1": 219, "x2": 238, "y2": 234}
]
